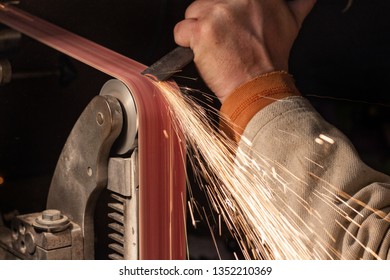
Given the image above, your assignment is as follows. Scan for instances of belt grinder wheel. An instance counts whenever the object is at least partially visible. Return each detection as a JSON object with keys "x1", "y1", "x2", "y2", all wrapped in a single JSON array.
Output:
[{"x1": 100, "y1": 79, "x2": 138, "y2": 155}]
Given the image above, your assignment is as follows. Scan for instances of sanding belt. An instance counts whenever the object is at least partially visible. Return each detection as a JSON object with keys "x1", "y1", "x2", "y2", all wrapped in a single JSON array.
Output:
[{"x1": 0, "y1": 4, "x2": 186, "y2": 260}]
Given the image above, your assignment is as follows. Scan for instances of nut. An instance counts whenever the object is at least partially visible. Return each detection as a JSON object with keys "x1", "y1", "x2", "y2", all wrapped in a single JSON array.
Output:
[{"x1": 33, "y1": 209, "x2": 70, "y2": 232}]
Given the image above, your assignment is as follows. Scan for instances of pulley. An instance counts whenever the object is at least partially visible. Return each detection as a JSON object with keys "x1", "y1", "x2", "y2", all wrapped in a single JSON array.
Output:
[{"x1": 100, "y1": 79, "x2": 138, "y2": 155}]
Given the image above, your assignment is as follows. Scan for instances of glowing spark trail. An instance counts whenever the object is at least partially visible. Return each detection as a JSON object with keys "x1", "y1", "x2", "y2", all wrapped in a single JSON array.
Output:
[{"x1": 153, "y1": 80, "x2": 387, "y2": 260}]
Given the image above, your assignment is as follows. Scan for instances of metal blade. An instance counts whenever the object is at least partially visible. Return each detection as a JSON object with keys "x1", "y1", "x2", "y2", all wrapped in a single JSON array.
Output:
[{"x1": 141, "y1": 46, "x2": 194, "y2": 81}]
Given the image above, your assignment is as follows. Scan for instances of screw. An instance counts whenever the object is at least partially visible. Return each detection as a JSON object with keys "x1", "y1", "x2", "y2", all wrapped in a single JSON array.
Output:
[
  {"x1": 25, "y1": 232, "x2": 36, "y2": 255},
  {"x1": 18, "y1": 223, "x2": 26, "y2": 235},
  {"x1": 87, "y1": 167, "x2": 93, "y2": 176},
  {"x1": 42, "y1": 209, "x2": 62, "y2": 221},
  {"x1": 96, "y1": 112, "x2": 104, "y2": 125},
  {"x1": 11, "y1": 222, "x2": 19, "y2": 240},
  {"x1": 19, "y1": 236, "x2": 26, "y2": 254}
]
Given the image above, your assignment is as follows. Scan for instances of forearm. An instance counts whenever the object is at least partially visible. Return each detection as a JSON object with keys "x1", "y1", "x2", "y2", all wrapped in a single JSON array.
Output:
[
  {"x1": 219, "y1": 71, "x2": 300, "y2": 142},
  {"x1": 225, "y1": 76, "x2": 390, "y2": 259}
]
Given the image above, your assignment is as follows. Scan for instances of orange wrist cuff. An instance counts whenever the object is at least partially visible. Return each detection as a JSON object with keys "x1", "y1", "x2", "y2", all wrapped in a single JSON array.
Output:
[{"x1": 219, "y1": 71, "x2": 300, "y2": 143}]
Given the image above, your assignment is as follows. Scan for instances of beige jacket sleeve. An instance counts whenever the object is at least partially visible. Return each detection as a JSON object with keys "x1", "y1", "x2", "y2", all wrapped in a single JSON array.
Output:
[{"x1": 220, "y1": 72, "x2": 390, "y2": 259}]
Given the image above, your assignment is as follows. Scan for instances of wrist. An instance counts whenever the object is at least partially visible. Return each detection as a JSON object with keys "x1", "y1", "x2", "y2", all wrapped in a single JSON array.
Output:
[
  {"x1": 215, "y1": 51, "x2": 285, "y2": 103},
  {"x1": 219, "y1": 71, "x2": 300, "y2": 143}
]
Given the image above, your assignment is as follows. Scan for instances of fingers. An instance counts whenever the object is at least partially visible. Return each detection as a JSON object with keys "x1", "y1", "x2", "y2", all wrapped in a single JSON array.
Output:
[
  {"x1": 184, "y1": 0, "x2": 215, "y2": 19},
  {"x1": 174, "y1": 18, "x2": 197, "y2": 47},
  {"x1": 174, "y1": 0, "x2": 220, "y2": 48},
  {"x1": 287, "y1": 0, "x2": 317, "y2": 27},
  {"x1": 174, "y1": 0, "x2": 212, "y2": 48}
]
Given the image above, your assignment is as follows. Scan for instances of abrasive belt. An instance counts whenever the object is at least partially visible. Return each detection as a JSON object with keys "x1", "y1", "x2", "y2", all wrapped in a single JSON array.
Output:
[{"x1": 0, "y1": 4, "x2": 186, "y2": 260}]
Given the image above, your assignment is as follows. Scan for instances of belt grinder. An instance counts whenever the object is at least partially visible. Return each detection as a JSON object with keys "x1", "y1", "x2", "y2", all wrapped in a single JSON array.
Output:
[{"x1": 0, "y1": 3, "x2": 188, "y2": 260}]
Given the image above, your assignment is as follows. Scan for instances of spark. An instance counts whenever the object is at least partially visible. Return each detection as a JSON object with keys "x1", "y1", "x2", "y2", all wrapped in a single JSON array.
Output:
[
  {"x1": 174, "y1": 75, "x2": 198, "y2": 81},
  {"x1": 315, "y1": 138, "x2": 324, "y2": 145},
  {"x1": 203, "y1": 207, "x2": 222, "y2": 260},
  {"x1": 152, "y1": 80, "x2": 387, "y2": 260},
  {"x1": 304, "y1": 156, "x2": 324, "y2": 169},
  {"x1": 306, "y1": 94, "x2": 390, "y2": 108},
  {"x1": 319, "y1": 134, "x2": 335, "y2": 144},
  {"x1": 335, "y1": 220, "x2": 381, "y2": 260},
  {"x1": 188, "y1": 201, "x2": 197, "y2": 228},
  {"x1": 240, "y1": 135, "x2": 252, "y2": 147},
  {"x1": 309, "y1": 172, "x2": 389, "y2": 222},
  {"x1": 218, "y1": 214, "x2": 222, "y2": 236},
  {"x1": 278, "y1": 129, "x2": 300, "y2": 138}
]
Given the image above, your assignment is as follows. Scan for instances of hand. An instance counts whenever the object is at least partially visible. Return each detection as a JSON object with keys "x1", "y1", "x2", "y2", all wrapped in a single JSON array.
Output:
[{"x1": 174, "y1": 0, "x2": 316, "y2": 102}]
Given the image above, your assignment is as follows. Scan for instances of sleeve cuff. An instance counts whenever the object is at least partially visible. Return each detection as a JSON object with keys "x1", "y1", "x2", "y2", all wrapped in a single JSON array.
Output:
[{"x1": 219, "y1": 71, "x2": 301, "y2": 143}]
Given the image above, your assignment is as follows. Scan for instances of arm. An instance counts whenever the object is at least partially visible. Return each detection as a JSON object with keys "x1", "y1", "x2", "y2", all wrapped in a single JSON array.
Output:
[
  {"x1": 228, "y1": 76, "x2": 390, "y2": 259},
  {"x1": 174, "y1": 0, "x2": 390, "y2": 259}
]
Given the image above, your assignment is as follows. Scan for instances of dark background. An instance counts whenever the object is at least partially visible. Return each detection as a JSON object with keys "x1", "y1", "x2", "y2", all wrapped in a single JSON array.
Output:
[{"x1": 0, "y1": 0, "x2": 389, "y2": 259}]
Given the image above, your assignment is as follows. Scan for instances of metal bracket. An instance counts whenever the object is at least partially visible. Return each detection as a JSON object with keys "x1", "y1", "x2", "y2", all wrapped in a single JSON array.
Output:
[
  {"x1": 107, "y1": 149, "x2": 139, "y2": 259},
  {"x1": 46, "y1": 94, "x2": 123, "y2": 259},
  {"x1": 11, "y1": 212, "x2": 82, "y2": 260}
]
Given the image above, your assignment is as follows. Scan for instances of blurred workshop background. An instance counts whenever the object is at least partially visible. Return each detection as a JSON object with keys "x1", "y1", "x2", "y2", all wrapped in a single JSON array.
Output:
[{"x1": 0, "y1": 0, "x2": 389, "y2": 259}]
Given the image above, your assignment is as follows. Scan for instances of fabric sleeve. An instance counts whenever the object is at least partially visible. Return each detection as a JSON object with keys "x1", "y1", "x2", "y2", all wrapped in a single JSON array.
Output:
[
  {"x1": 219, "y1": 71, "x2": 300, "y2": 142},
  {"x1": 220, "y1": 73, "x2": 390, "y2": 259}
]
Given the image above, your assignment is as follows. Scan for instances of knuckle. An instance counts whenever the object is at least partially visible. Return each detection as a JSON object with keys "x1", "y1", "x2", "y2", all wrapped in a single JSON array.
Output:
[
  {"x1": 210, "y1": 2, "x2": 231, "y2": 19},
  {"x1": 185, "y1": 0, "x2": 206, "y2": 18},
  {"x1": 197, "y1": 3, "x2": 231, "y2": 38},
  {"x1": 173, "y1": 21, "x2": 191, "y2": 46},
  {"x1": 197, "y1": 20, "x2": 218, "y2": 44}
]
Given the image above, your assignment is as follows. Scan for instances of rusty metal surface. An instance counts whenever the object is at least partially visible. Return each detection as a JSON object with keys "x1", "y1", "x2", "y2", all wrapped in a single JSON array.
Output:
[
  {"x1": 0, "y1": 4, "x2": 186, "y2": 259},
  {"x1": 0, "y1": 226, "x2": 17, "y2": 259},
  {"x1": 0, "y1": 212, "x2": 83, "y2": 260}
]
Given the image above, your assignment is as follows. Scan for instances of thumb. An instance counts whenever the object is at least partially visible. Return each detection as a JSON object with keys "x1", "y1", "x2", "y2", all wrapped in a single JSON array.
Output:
[{"x1": 288, "y1": 0, "x2": 317, "y2": 27}]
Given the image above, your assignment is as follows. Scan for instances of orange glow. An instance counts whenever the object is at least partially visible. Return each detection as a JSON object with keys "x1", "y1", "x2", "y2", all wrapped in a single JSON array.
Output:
[{"x1": 0, "y1": 176, "x2": 4, "y2": 185}]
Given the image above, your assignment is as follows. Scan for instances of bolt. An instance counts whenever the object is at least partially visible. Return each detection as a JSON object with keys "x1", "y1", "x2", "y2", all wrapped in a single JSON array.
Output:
[
  {"x1": 11, "y1": 223, "x2": 19, "y2": 240},
  {"x1": 18, "y1": 223, "x2": 26, "y2": 235},
  {"x1": 96, "y1": 112, "x2": 104, "y2": 125},
  {"x1": 41, "y1": 209, "x2": 62, "y2": 221},
  {"x1": 19, "y1": 236, "x2": 26, "y2": 254},
  {"x1": 33, "y1": 209, "x2": 70, "y2": 232},
  {"x1": 25, "y1": 232, "x2": 36, "y2": 255},
  {"x1": 87, "y1": 167, "x2": 93, "y2": 176}
]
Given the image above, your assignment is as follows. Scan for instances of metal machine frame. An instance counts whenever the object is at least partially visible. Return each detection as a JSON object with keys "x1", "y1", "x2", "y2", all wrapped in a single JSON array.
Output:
[{"x1": 0, "y1": 3, "x2": 187, "y2": 260}]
